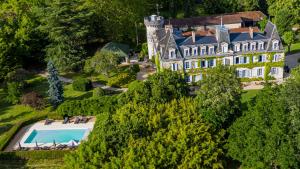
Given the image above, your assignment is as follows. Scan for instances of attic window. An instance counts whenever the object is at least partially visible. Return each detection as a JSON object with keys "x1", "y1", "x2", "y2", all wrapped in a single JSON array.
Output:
[
  {"x1": 242, "y1": 43, "x2": 248, "y2": 51},
  {"x1": 184, "y1": 48, "x2": 190, "y2": 57},
  {"x1": 200, "y1": 46, "x2": 206, "y2": 55},
  {"x1": 258, "y1": 42, "x2": 264, "y2": 50},
  {"x1": 250, "y1": 42, "x2": 256, "y2": 51},
  {"x1": 234, "y1": 44, "x2": 240, "y2": 52},
  {"x1": 272, "y1": 40, "x2": 279, "y2": 50},
  {"x1": 209, "y1": 46, "x2": 214, "y2": 55},
  {"x1": 169, "y1": 49, "x2": 176, "y2": 59},
  {"x1": 221, "y1": 43, "x2": 228, "y2": 53},
  {"x1": 193, "y1": 47, "x2": 198, "y2": 56}
]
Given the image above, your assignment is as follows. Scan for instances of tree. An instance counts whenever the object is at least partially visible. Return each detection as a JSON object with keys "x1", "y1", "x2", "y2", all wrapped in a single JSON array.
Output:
[
  {"x1": 5, "y1": 82, "x2": 22, "y2": 104},
  {"x1": 258, "y1": 17, "x2": 268, "y2": 30},
  {"x1": 227, "y1": 67, "x2": 300, "y2": 168},
  {"x1": 40, "y1": 0, "x2": 93, "y2": 71},
  {"x1": 47, "y1": 61, "x2": 64, "y2": 107},
  {"x1": 196, "y1": 65, "x2": 242, "y2": 129},
  {"x1": 282, "y1": 31, "x2": 295, "y2": 53},
  {"x1": 84, "y1": 51, "x2": 119, "y2": 77},
  {"x1": 64, "y1": 98, "x2": 225, "y2": 168}
]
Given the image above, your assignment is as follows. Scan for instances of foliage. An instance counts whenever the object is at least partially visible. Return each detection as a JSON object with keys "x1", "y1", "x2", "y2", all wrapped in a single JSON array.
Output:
[
  {"x1": 56, "y1": 96, "x2": 118, "y2": 116},
  {"x1": 21, "y1": 92, "x2": 46, "y2": 110},
  {"x1": 40, "y1": 0, "x2": 93, "y2": 71},
  {"x1": 196, "y1": 65, "x2": 242, "y2": 129},
  {"x1": 0, "y1": 150, "x2": 70, "y2": 160},
  {"x1": 227, "y1": 67, "x2": 300, "y2": 168},
  {"x1": 72, "y1": 77, "x2": 93, "y2": 92},
  {"x1": 64, "y1": 98, "x2": 225, "y2": 168},
  {"x1": 258, "y1": 17, "x2": 268, "y2": 30},
  {"x1": 93, "y1": 87, "x2": 105, "y2": 97},
  {"x1": 130, "y1": 64, "x2": 140, "y2": 73},
  {"x1": 139, "y1": 43, "x2": 148, "y2": 61},
  {"x1": 84, "y1": 51, "x2": 119, "y2": 76},
  {"x1": 282, "y1": 31, "x2": 295, "y2": 53},
  {"x1": 47, "y1": 61, "x2": 64, "y2": 107},
  {"x1": 107, "y1": 73, "x2": 134, "y2": 87},
  {"x1": 5, "y1": 82, "x2": 22, "y2": 104}
]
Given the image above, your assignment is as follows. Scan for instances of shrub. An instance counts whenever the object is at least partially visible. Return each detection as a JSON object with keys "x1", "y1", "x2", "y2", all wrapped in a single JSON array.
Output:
[
  {"x1": 129, "y1": 64, "x2": 140, "y2": 73},
  {"x1": 0, "y1": 150, "x2": 70, "y2": 160},
  {"x1": 21, "y1": 92, "x2": 46, "y2": 110},
  {"x1": 72, "y1": 77, "x2": 93, "y2": 91},
  {"x1": 107, "y1": 73, "x2": 136, "y2": 87},
  {"x1": 56, "y1": 96, "x2": 118, "y2": 116},
  {"x1": 5, "y1": 68, "x2": 29, "y2": 84},
  {"x1": 6, "y1": 82, "x2": 22, "y2": 104},
  {"x1": 93, "y1": 87, "x2": 105, "y2": 97}
]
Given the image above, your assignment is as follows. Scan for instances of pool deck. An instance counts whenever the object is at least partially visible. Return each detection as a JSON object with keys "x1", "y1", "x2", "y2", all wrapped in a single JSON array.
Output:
[{"x1": 4, "y1": 117, "x2": 95, "y2": 152}]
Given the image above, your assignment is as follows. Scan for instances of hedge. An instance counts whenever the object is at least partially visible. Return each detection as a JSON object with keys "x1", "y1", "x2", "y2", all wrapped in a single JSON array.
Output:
[
  {"x1": 0, "y1": 112, "x2": 48, "y2": 151},
  {"x1": 0, "y1": 150, "x2": 70, "y2": 160},
  {"x1": 107, "y1": 73, "x2": 136, "y2": 87},
  {"x1": 72, "y1": 77, "x2": 93, "y2": 91},
  {"x1": 56, "y1": 96, "x2": 118, "y2": 116}
]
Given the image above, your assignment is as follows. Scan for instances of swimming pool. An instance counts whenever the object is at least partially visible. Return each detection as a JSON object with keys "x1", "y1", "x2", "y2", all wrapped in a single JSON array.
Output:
[{"x1": 24, "y1": 129, "x2": 87, "y2": 144}]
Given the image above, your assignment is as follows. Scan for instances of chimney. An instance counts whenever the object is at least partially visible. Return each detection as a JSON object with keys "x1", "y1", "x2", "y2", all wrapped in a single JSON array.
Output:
[
  {"x1": 192, "y1": 31, "x2": 195, "y2": 43},
  {"x1": 249, "y1": 27, "x2": 253, "y2": 39}
]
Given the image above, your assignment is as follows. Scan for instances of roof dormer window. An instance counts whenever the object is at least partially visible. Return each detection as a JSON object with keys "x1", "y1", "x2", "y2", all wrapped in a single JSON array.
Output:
[
  {"x1": 169, "y1": 49, "x2": 176, "y2": 59},
  {"x1": 192, "y1": 47, "x2": 198, "y2": 56},
  {"x1": 221, "y1": 43, "x2": 228, "y2": 53},
  {"x1": 272, "y1": 40, "x2": 279, "y2": 50},
  {"x1": 242, "y1": 43, "x2": 248, "y2": 51},
  {"x1": 250, "y1": 42, "x2": 256, "y2": 51},
  {"x1": 234, "y1": 43, "x2": 240, "y2": 52},
  {"x1": 184, "y1": 48, "x2": 190, "y2": 57},
  {"x1": 200, "y1": 46, "x2": 206, "y2": 55},
  {"x1": 258, "y1": 42, "x2": 264, "y2": 50}
]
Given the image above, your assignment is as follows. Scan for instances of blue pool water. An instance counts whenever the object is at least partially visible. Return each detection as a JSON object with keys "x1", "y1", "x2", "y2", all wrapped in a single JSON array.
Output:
[{"x1": 24, "y1": 129, "x2": 87, "y2": 144}]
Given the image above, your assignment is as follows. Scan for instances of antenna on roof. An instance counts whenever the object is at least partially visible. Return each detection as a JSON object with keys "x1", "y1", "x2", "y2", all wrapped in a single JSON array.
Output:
[{"x1": 156, "y1": 3, "x2": 160, "y2": 16}]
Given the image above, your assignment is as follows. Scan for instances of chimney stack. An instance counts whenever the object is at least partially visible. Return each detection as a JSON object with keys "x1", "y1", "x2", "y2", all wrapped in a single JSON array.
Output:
[
  {"x1": 249, "y1": 27, "x2": 253, "y2": 39},
  {"x1": 192, "y1": 31, "x2": 195, "y2": 43}
]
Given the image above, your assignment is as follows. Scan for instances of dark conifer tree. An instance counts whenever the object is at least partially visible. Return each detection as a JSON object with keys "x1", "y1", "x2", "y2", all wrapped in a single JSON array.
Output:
[{"x1": 47, "y1": 61, "x2": 64, "y2": 107}]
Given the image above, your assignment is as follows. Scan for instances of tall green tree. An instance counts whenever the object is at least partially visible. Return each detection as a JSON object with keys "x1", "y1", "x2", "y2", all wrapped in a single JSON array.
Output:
[
  {"x1": 47, "y1": 61, "x2": 64, "y2": 107},
  {"x1": 227, "y1": 67, "x2": 300, "y2": 168},
  {"x1": 282, "y1": 31, "x2": 295, "y2": 53},
  {"x1": 196, "y1": 65, "x2": 242, "y2": 129},
  {"x1": 41, "y1": 0, "x2": 93, "y2": 71}
]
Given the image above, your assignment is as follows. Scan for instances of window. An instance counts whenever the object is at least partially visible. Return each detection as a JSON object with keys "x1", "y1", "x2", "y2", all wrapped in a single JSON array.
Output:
[
  {"x1": 208, "y1": 59, "x2": 215, "y2": 67},
  {"x1": 184, "y1": 48, "x2": 190, "y2": 57},
  {"x1": 257, "y1": 68, "x2": 263, "y2": 76},
  {"x1": 221, "y1": 44, "x2": 228, "y2": 53},
  {"x1": 258, "y1": 42, "x2": 264, "y2": 50},
  {"x1": 243, "y1": 43, "x2": 248, "y2": 51},
  {"x1": 250, "y1": 43, "x2": 256, "y2": 51},
  {"x1": 235, "y1": 57, "x2": 239, "y2": 64},
  {"x1": 194, "y1": 61, "x2": 198, "y2": 68},
  {"x1": 224, "y1": 58, "x2": 230, "y2": 65},
  {"x1": 273, "y1": 54, "x2": 280, "y2": 62},
  {"x1": 185, "y1": 61, "x2": 190, "y2": 69},
  {"x1": 209, "y1": 46, "x2": 214, "y2": 55},
  {"x1": 200, "y1": 47, "x2": 206, "y2": 55},
  {"x1": 171, "y1": 63, "x2": 178, "y2": 71},
  {"x1": 193, "y1": 47, "x2": 198, "y2": 56},
  {"x1": 271, "y1": 67, "x2": 278, "y2": 75},
  {"x1": 169, "y1": 49, "x2": 176, "y2": 59},
  {"x1": 201, "y1": 60, "x2": 206, "y2": 68},
  {"x1": 238, "y1": 70, "x2": 251, "y2": 78},
  {"x1": 272, "y1": 40, "x2": 279, "y2": 50},
  {"x1": 185, "y1": 76, "x2": 191, "y2": 82},
  {"x1": 258, "y1": 55, "x2": 266, "y2": 62},
  {"x1": 234, "y1": 44, "x2": 240, "y2": 52}
]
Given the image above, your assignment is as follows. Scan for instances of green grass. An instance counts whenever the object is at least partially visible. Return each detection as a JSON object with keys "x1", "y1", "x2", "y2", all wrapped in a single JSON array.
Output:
[
  {"x1": 241, "y1": 89, "x2": 261, "y2": 103},
  {"x1": 286, "y1": 41, "x2": 300, "y2": 54}
]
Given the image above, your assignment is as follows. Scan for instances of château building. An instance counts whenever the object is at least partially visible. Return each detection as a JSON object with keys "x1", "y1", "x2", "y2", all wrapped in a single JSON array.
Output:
[{"x1": 144, "y1": 11, "x2": 284, "y2": 82}]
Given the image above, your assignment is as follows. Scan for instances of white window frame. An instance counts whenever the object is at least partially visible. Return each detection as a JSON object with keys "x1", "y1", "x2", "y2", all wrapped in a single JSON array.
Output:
[
  {"x1": 171, "y1": 63, "x2": 178, "y2": 71},
  {"x1": 184, "y1": 61, "x2": 190, "y2": 69},
  {"x1": 194, "y1": 61, "x2": 198, "y2": 68},
  {"x1": 201, "y1": 60, "x2": 206, "y2": 68},
  {"x1": 184, "y1": 48, "x2": 190, "y2": 57},
  {"x1": 257, "y1": 68, "x2": 263, "y2": 76},
  {"x1": 250, "y1": 42, "x2": 256, "y2": 51},
  {"x1": 200, "y1": 46, "x2": 206, "y2": 55},
  {"x1": 272, "y1": 40, "x2": 279, "y2": 50},
  {"x1": 234, "y1": 43, "x2": 240, "y2": 52},
  {"x1": 223, "y1": 58, "x2": 230, "y2": 65},
  {"x1": 169, "y1": 49, "x2": 176, "y2": 59},
  {"x1": 273, "y1": 54, "x2": 280, "y2": 62},
  {"x1": 258, "y1": 55, "x2": 266, "y2": 62},
  {"x1": 221, "y1": 43, "x2": 228, "y2": 53},
  {"x1": 270, "y1": 67, "x2": 278, "y2": 75},
  {"x1": 258, "y1": 42, "x2": 264, "y2": 50},
  {"x1": 242, "y1": 43, "x2": 248, "y2": 51},
  {"x1": 192, "y1": 47, "x2": 198, "y2": 56},
  {"x1": 208, "y1": 46, "x2": 214, "y2": 55}
]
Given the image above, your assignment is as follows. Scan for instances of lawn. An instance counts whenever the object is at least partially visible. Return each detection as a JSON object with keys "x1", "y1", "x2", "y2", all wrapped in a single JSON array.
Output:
[
  {"x1": 286, "y1": 41, "x2": 300, "y2": 54},
  {"x1": 241, "y1": 89, "x2": 261, "y2": 103}
]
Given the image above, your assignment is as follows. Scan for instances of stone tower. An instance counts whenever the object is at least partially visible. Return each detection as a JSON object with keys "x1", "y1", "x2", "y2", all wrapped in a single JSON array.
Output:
[{"x1": 144, "y1": 15, "x2": 164, "y2": 60}]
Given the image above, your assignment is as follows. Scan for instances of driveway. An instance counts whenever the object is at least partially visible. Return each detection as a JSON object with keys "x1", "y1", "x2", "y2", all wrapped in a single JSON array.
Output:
[{"x1": 285, "y1": 52, "x2": 300, "y2": 69}]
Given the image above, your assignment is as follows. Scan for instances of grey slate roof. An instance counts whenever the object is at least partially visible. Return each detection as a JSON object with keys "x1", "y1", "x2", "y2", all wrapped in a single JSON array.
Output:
[{"x1": 230, "y1": 32, "x2": 267, "y2": 42}]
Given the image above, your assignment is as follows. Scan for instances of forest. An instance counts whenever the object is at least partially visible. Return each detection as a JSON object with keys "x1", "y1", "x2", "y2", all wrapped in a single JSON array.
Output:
[{"x1": 0, "y1": 0, "x2": 299, "y2": 81}]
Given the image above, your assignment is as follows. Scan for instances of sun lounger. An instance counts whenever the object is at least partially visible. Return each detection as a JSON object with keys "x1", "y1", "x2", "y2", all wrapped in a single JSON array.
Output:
[
  {"x1": 81, "y1": 117, "x2": 89, "y2": 123},
  {"x1": 74, "y1": 117, "x2": 80, "y2": 124},
  {"x1": 63, "y1": 117, "x2": 69, "y2": 124}
]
